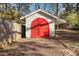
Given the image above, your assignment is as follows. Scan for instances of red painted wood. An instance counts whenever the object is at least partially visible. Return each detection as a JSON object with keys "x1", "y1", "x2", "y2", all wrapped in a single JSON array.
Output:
[
  {"x1": 31, "y1": 18, "x2": 39, "y2": 38},
  {"x1": 31, "y1": 18, "x2": 49, "y2": 38}
]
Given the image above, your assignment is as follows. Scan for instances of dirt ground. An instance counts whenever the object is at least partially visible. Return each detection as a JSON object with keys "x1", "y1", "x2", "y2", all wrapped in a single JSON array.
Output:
[
  {"x1": 0, "y1": 38, "x2": 76, "y2": 56},
  {"x1": 55, "y1": 29, "x2": 79, "y2": 56},
  {"x1": 0, "y1": 29, "x2": 79, "y2": 56}
]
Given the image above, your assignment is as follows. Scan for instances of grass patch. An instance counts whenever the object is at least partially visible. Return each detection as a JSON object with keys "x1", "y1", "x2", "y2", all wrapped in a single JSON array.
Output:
[
  {"x1": 26, "y1": 41, "x2": 37, "y2": 45},
  {"x1": 64, "y1": 29, "x2": 79, "y2": 33},
  {"x1": 33, "y1": 44, "x2": 53, "y2": 49}
]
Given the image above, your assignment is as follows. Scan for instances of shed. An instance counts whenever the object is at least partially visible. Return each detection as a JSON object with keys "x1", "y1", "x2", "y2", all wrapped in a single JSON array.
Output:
[{"x1": 20, "y1": 9, "x2": 66, "y2": 38}]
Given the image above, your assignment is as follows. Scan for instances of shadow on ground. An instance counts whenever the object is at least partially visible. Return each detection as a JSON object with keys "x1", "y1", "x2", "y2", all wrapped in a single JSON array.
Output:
[
  {"x1": 0, "y1": 30, "x2": 78, "y2": 56},
  {"x1": 0, "y1": 41, "x2": 50, "y2": 56},
  {"x1": 55, "y1": 31, "x2": 79, "y2": 42}
]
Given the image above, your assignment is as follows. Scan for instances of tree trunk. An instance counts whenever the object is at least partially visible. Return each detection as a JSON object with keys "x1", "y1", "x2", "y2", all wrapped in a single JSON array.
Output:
[{"x1": 55, "y1": 3, "x2": 59, "y2": 16}]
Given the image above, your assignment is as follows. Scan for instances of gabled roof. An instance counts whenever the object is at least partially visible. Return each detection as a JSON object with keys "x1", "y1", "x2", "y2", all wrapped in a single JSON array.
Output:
[{"x1": 20, "y1": 9, "x2": 66, "y2": 24}]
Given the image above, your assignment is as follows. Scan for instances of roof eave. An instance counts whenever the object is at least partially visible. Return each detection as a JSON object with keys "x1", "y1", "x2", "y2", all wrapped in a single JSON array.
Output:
[
  {"x1": 20, "y1": 9, "x2": 66, "y2": 24},
  {"x1": 20, "y1": 9, "x2": 59, "y2": 20}
]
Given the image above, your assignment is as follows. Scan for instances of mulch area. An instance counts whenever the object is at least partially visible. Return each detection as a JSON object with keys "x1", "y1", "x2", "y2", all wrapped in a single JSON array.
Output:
[
  {"x1": 55, "y1": 29, "x2": 79, "y2": 55},
  {"x1": 0, "y1": 29, "x2": 78, "y2": 56},
  {"x1": 0, "y1": 38, "x2": 76, "y2": 56}
]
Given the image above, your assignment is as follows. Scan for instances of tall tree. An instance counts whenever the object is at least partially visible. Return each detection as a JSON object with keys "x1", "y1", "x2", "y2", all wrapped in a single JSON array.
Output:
[
  {"x1": 0, "y1": 3, "x2": 20, "y2": 47},
  {"x1": 34, "y1": 3, "x2": 41, "y2": 10},
  {"x1": 12, "y1": 3, "x2": 31, "y2": 16},
  {"x1": 76, "y1": 3, "x2": 79, "y2": 15},
  {"x1": 55, "y1": 3, "x2": 59, "y2": 16},
  {"x1": 59, "y1": 3, "x2": 79, "y2": 29}
]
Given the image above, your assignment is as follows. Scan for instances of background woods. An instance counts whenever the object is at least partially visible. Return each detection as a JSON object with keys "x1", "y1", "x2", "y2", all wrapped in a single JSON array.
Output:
[{"x1": 0, "y1": 3, "x2": 79, "y2": 48}]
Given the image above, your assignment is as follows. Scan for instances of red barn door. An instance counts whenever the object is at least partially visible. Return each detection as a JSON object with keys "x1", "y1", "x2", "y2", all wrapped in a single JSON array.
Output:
[{"x1": 31, "y1": 18, "x2": 49, "y2": 38}]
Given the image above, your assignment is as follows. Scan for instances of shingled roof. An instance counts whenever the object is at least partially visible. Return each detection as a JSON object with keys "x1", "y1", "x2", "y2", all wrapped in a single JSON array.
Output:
[{"x1": 20, "y1": 9, "x2": 66, "y2": 24}]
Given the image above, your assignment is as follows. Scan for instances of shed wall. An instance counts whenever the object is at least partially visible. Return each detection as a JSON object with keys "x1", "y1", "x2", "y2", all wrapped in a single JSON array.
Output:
[
  {"x1": 26, "y1": 13, "x2": 55, "y2": 38},
  {"x1": 13, "y1": 22, "x2": 21, "y2": 41}
]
